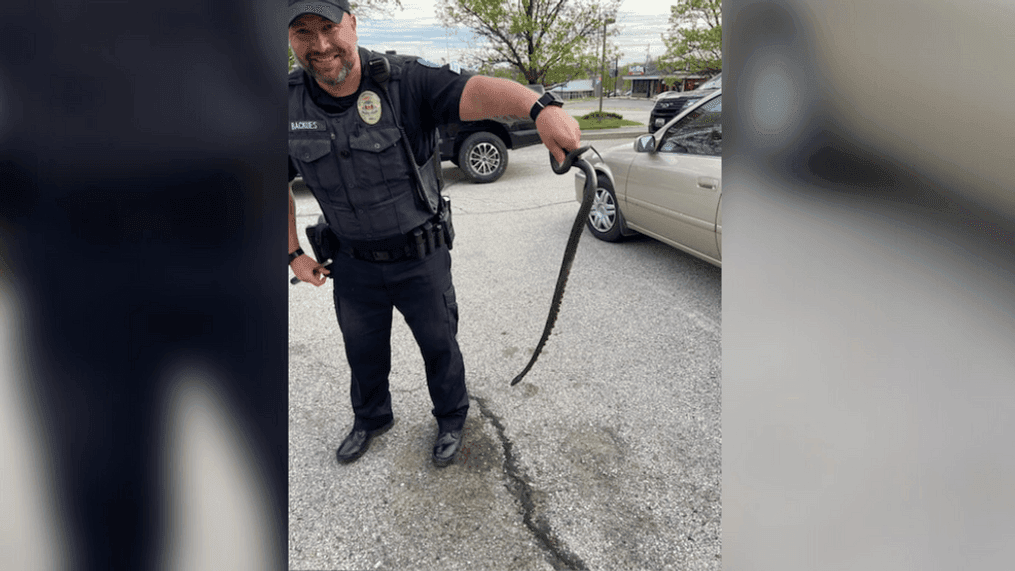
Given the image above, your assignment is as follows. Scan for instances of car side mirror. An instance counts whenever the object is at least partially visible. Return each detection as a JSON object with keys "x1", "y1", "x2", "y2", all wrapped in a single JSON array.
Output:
[{"x1": 635, "y1": 135, "x2": 656, "y2": 153}]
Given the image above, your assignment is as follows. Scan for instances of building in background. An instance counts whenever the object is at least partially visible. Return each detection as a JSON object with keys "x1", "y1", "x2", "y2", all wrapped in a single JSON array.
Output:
[
  {"x1": 549, "y1": 79, "x2": 595, "y2": 100},
  {"x1": 624, "y1": 63, "x2": 716, "y2": 98}
]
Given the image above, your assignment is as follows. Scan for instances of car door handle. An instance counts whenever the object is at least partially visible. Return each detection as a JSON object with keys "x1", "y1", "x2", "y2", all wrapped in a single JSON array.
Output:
[{"x1": 697, "y1": 177, "x2": 719, "y2": 190}]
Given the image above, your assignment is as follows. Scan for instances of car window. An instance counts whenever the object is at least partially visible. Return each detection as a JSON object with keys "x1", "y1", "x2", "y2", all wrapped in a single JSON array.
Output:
[
  {"x1": 678, "y1": 97, "x2": 702, "y2": 113},
  {"x1": 659, "y1": 97, "x2": 721, "y2": 157},
  {"x1": 697, "y1": 73, "x2": 722, "y2": 91}
]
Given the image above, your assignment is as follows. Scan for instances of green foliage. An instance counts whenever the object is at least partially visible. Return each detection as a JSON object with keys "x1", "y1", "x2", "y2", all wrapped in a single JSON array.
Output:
[
  {"x1": 598, "y1": 43, "x2": 624, "y2": 96},
  {"x1": 581, "y1": 111, "x2": 623, "y2": 121},
  {"x1": 659, "y1": 0, "x2": 722, "y2": 76},
  {"x1": 662, "y1": 74, "x2": 683, "y2": 87},
  {"x1": 575, "y1": 113, "x2": 641, "y2": 130},
  {"x1": 350, "y1": 0, "x2": 404, "y2": 18},
  {"x1": 437, "y1": 0, "x2": 622, "y2": 85},
  {"x1": 474, "y1": 64, "x2": 528, "y2": 82}
]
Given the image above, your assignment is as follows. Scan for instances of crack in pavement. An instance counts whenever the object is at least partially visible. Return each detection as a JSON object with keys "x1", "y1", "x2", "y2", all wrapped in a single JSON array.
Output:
[{"x1": 473, "y1": 395, "x2": 588, "y2": 571}]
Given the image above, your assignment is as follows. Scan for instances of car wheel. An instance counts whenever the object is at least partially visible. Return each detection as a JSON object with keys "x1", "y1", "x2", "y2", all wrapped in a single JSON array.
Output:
[
  {"x1": 458, "y1": 132, "x2": 508, "y2": 183},
  {"x1": 586, "y1": 177, "x2": 624, "y2": 242}
]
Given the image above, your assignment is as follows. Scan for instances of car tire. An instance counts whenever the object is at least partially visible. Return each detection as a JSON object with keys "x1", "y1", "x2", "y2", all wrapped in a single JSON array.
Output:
[
  {"x1": 586, "y1": 177, "x2": 625, "y2": 242},
  {"x1": 458, "y1": 132, "x2": 508, "y2": 183}
]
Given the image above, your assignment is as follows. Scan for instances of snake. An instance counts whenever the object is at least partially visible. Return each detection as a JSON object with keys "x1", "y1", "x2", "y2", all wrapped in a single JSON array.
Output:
[{"x1": 511, "y1": 146, "x2": 596, "y2": 386}]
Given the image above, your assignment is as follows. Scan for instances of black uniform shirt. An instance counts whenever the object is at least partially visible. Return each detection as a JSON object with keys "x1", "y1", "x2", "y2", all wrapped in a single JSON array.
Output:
[{"x1": 288, "y1": 54, "x2": 473, "y2": 182}]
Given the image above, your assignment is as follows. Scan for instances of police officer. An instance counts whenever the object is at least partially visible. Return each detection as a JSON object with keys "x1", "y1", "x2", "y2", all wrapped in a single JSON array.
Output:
[{"x1": 287, "y1": 0, "x2": 581, "y2": 467}]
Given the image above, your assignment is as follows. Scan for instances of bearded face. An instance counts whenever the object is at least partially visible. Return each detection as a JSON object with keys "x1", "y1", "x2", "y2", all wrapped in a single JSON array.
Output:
[
  {"x1": 296, "y1": 47, "x2": 354, "y2": 87},
  {"x1": 289, "y1": 13, "x2": 359, "y2": 91}
]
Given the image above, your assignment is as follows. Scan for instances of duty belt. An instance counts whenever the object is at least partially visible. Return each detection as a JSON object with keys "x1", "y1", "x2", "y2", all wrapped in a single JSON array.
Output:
[
  {"x1": 290, "y1": 197, "x2": 455, "y2": 284},
  {"x1": 339, "y1": 220, "x2": 451, "y2": 263}
]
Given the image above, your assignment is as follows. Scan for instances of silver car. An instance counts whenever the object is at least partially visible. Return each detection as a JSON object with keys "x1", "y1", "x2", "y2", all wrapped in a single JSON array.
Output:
[{"x1": 575, "y1": 90, "x2": 722, "y2": 266}]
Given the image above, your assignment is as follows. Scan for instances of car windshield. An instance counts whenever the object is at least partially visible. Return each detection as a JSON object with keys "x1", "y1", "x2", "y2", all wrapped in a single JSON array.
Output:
[{"x1": 697, "y1": 73, "x2": 722, "y2": 90}]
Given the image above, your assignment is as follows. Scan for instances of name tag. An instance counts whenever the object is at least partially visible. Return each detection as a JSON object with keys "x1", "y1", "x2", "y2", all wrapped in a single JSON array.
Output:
[{"x1": 289, "y1": 120, "x2": 326, "y2": 131}]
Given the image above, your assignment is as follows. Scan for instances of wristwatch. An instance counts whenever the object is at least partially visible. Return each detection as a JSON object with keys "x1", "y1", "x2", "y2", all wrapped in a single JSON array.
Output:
[
  {"x1": 288, "y1": 248, "x2": 304, "y2": 265},
  {"x1": 529, "y1": 91, "x2": 564, "y2": 122}
]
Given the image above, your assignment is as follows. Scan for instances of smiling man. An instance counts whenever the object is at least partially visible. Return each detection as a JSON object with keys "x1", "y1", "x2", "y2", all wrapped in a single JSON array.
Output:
[
  {"x1": 289, "y1": 5, "x2": 356, "y2": 87},
  {"x1": 286, "y1": 0, "x2": 580, "y2": 467}
]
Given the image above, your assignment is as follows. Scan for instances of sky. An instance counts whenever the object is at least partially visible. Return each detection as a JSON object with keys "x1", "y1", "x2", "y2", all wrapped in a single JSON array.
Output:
[{"x1": 355, "y1": 0, "x2": 679, "y2": 68}]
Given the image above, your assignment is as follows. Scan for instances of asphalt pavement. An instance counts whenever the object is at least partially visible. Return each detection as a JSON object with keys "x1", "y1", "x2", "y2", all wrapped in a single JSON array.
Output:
[{"x1": 289, "y1": 109, "x2": 720, "y2": 570}]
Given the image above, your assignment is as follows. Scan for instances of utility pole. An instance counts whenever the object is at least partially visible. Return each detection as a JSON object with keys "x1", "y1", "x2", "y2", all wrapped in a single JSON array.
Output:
[
  {"x1": 598, "y1": 15, "x2": 615, "y2": 115},
  {"x1": 614, "y1": 55, "x2": 619, "y2": 97}
]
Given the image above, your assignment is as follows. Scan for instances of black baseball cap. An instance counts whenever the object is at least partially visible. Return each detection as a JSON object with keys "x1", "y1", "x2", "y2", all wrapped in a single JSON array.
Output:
[{"x1": 288, "y1": 0, "x2": 352, "y2": 26}]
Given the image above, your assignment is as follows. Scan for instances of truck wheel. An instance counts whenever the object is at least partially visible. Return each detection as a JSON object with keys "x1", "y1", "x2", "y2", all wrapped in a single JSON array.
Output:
[{"x1": 458, "y1": 132, "x2": 508, "y2": 183}]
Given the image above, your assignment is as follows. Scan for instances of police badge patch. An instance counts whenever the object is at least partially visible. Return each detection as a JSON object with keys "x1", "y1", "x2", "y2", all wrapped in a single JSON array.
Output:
[{"x1": 357, "y1": 91, "x2": 382, "y2": 125}]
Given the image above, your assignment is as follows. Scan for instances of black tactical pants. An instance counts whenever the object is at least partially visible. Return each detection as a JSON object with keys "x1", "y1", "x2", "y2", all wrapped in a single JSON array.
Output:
[{"x1": 331, "y1": 246, "x2": 469, "y2": 433}]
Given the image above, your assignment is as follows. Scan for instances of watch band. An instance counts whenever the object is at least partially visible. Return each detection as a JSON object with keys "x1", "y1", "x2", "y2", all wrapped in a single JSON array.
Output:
[
  {"x1": 288, "y1": 248, "x2": 305, "y2": 264},
  {"x1": 529, "y1": 92, "x2": 563, "y2": 122}
]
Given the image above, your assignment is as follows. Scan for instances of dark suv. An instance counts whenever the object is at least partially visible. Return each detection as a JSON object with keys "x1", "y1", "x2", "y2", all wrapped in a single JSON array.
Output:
[
  {"x1": 438, "y1": 84, "x2": 545, "y2": 183},
  {"x1": 648, "y1": 73, "x2": 721, "y2": 132}
]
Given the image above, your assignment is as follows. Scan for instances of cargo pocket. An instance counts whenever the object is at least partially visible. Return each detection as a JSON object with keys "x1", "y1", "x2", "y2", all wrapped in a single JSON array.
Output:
[
  {"x1": 289, "y1": 136, "x2": 332, "y2": 163},
  {"x1": 349, "y1": 127, "x2": 412, "y2": 190},
  {"x1": 289, "y1": 136, "x2": 335, "y2": 191},
  {"x1": 443, "y1": 284, "x2": 459, "y2": 338}
]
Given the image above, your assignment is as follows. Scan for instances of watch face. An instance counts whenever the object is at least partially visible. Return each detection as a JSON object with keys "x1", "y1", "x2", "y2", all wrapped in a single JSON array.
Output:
[
  {"x1": 542, "y1": 92, "x2": 562, "y2": 106},
  {"x1": 531, "y1": 91, "x2": 563, "y2": 121}
]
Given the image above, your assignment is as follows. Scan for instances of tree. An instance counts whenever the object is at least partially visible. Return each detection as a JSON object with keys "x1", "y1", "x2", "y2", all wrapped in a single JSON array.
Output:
[
  {"x1": 437, "y1": 0, "x2": 622, "y2": 85},
  {"x1": 351, "y1": 0, "x2": 404, "y2": 18},
  {"x1": 659, "y1": 0, "x2": 721, "y2": 76},
  {"x1": 473, "y1": 64, "x2": 528, "y2": 83},
  {"x1": 599, "y1": 43, "x2": 623, "y2": 96}
]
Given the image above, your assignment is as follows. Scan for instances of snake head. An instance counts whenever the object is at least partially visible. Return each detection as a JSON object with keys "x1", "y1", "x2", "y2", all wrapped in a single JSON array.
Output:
[{"x1": 549, "y1": 146, "x2": 592, "y2": 175}]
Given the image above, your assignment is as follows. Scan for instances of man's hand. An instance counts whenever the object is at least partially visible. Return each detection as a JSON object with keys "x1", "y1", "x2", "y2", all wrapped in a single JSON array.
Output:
[
  {"x1": 289, "y1": 185, "x2": 329, "y2": 286},
  {"x1": 291, "y1": 254, "x2": 330, "y2": 286},
  {"x1": 536, "y1": 106, "x2": 582, "y2": 165}
]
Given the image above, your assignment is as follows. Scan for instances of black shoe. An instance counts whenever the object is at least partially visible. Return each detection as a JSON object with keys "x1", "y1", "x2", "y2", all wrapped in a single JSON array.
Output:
[
  {"x1": 432, "y1": 430, "x2": 463, "y2": 467},
  {"x1": 336, "y1": 419, "x2": 394, "y2": 464}
]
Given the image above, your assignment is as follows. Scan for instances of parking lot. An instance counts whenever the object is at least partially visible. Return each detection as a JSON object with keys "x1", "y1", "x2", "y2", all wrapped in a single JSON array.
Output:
[{"x1": 289, "y1": 127, "x2": 720, "y2": 570}]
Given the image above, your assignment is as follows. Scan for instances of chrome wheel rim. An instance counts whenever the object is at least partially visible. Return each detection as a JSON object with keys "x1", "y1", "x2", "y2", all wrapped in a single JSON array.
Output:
[
  {"x1": 467, "y1": 142, "x2": 501, "y2": 176},
  {"x1": 589, "y1": 187, "x2": 616, "y2": 232}
]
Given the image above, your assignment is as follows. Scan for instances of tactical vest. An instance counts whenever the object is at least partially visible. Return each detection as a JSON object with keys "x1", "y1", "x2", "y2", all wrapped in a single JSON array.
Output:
[{"x1": 288, "y1": 48, "x2": 442, "y2": 242}]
